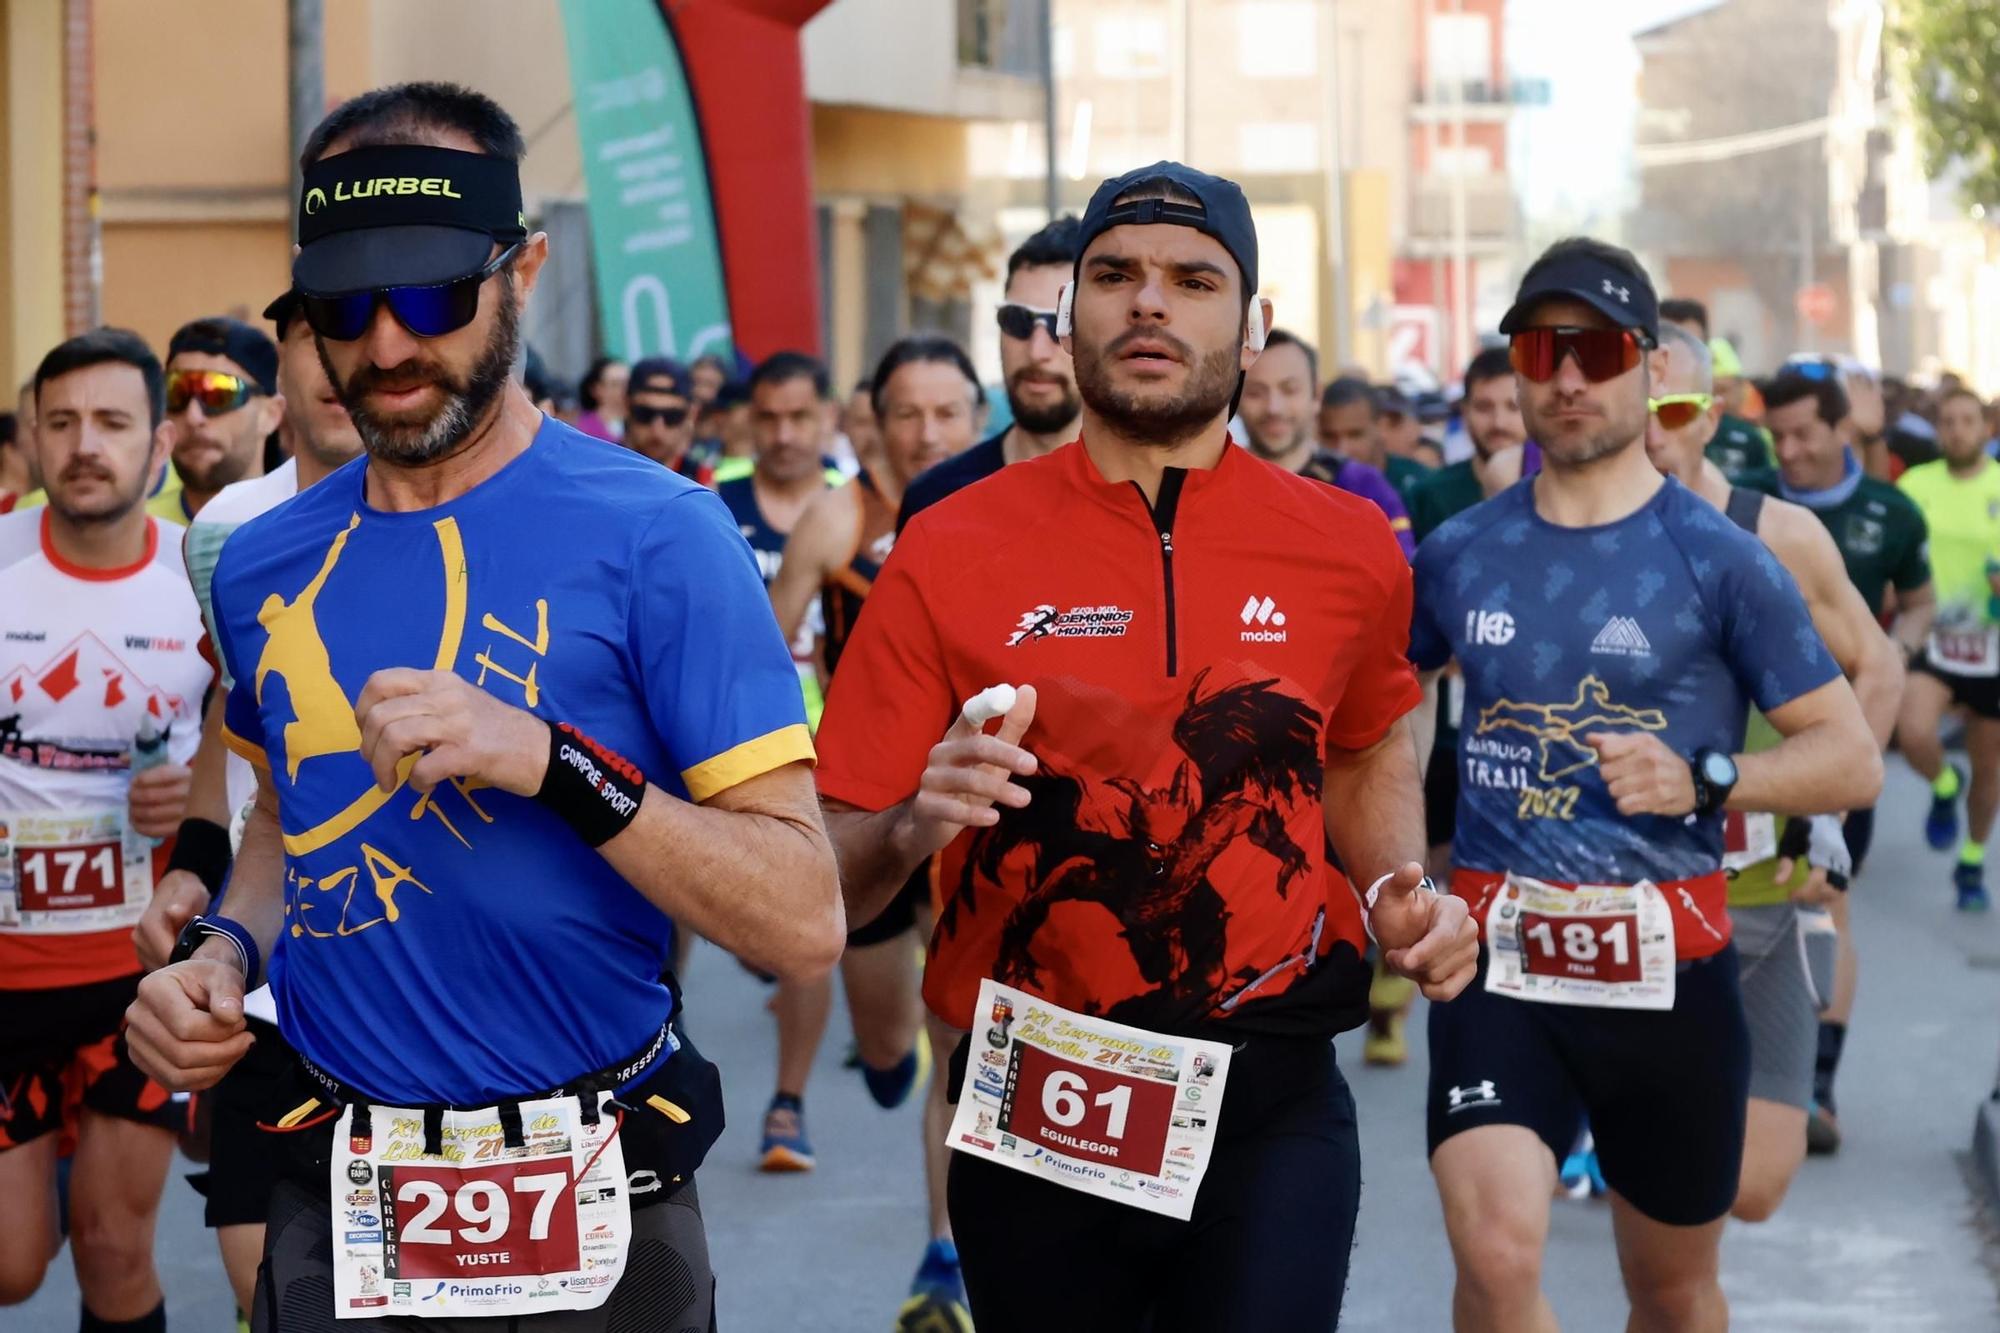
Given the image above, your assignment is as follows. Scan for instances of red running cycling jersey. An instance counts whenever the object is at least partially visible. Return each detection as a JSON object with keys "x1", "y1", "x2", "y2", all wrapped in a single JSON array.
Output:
[{"x1": 815, "y1": 438, "x2": 1420, "y2": 1039}]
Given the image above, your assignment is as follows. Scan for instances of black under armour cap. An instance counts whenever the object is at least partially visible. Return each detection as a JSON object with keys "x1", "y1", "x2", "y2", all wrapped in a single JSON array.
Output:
[
  {"x1": 1077, "y1": 161, "x2": 1258, "y2": 294},
  {"x1": 629, "y1": 357, "x2": 693, "y2": 400},
  {"x1": 294, "y1": 144, "x2": 527, "y2": 296},
  {"x1": 1499, "y1": 247, "x2": 1659, "y2": 344}
]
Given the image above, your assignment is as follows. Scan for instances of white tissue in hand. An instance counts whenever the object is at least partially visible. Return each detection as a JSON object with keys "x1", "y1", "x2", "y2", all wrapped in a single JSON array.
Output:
[{"x1": 962, "y1": 684, "x2": 1018, "y2": 726}]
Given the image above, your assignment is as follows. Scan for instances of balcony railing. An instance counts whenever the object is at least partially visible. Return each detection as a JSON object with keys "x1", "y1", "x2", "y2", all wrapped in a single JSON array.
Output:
[{"x1": 1411, "y1": 77, "x2": 1552, "y2": 109}]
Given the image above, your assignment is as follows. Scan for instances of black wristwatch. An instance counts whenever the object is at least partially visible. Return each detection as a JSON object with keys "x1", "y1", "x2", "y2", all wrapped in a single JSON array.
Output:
[
  {"x1": 1689, "y1": 748, "x2": 1739, "y2": 816},
  {"x1": 167, "y1": 914, "x2": 260, "y2": 987}
]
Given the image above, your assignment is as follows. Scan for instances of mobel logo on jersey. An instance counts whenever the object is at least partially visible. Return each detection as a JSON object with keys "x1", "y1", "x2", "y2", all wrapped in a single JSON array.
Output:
[{"x1": 1239, "y1": 595, "x2": 1287, "y2": 643}]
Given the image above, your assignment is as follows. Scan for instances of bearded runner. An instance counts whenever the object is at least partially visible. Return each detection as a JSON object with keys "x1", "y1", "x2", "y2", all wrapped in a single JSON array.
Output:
[{"x1": 123, "y1": 83, "x2": 840, "y2": 1332}]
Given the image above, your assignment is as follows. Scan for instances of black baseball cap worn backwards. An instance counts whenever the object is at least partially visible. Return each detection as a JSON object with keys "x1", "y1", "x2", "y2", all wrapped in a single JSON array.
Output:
[
  {"x1": 295, "y1": 144, "x2": 527, "y2": 296},
  {"x1": 1077, "y1": 161, "x2": 1259, "y2": 294},
  {"x1": 1499, "y1": 249, "x2": 1660, "y2": 345}
]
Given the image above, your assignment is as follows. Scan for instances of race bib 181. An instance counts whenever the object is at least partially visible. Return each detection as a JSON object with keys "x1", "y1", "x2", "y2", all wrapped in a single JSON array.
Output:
[{"x1": 1484, "y1": 874, "x2": 1676, "y2": 1010}]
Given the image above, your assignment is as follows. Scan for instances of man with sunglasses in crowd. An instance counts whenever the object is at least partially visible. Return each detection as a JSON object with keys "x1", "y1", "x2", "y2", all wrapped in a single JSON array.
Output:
[
  {"x1": 619, "y1": 356, "x2": 709, "y2": 484},
  {"x1": 899, "y1": 217, "x2": 1083, "y2": 526},
  {"x1": 162, "y1": 319, "x2": 285, "y2": 521},
  {"x1": 1641, "y1": 326, "x2": 1903, "y2": 1223},
  {"x1": 123, "y1": 81, "x2": 843, "y2": 1330},
  {"x1": 129, "y1": 287, "x2": 366, "y2": 1326},
  {"x1": 1762, "y1": 368, "x2": 1933, "y2": 1152},
  {"x1": 1660, "y1": 298, "x2": 1774, "y2": 484},
  {"x1": 1780, "y1": 355, "x2": 1893, "y2": 483},
  {"x1": 1410, "y1": 237, "x2": 1879, "y2": 1330},
  {"x1": 1894, "y1": 383, "x2": 2000, "y2": 913},
  {"x1": 0, "y1": 327, "x2": 212, "y2": 1333}
]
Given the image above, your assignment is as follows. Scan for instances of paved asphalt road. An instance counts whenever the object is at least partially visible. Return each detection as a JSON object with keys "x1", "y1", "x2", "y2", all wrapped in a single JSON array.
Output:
[{"x1": 8, "y1": 758, "x2": 2000, "y2": 1330}]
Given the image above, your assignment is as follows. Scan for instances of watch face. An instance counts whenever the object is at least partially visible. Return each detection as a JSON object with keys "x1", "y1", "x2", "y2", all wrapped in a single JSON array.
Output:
[{"x1": 1700, "y1": 751, "x2": 1737, "y2": 788}]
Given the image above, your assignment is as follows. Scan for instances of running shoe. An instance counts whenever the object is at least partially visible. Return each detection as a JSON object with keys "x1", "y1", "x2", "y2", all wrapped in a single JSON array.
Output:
[
  {"x1": 1955, "y1": 860, "x2": 1989, "y2": 912},
  {"x1": 1558, "y1": 1131, "x2": 1607, "y2": 1200},
  {"x1": 757, "y1": 1097, "x2": 815, "y2": 1172},
  {"x1": 861, "y1": 1027, "x2": 933, "y2": 1110},
  {"x1": 1926, "y1": 765, "x2": 1966, "y2": 851},
  {"x1": 897, "y1": 1239, "x2": 972, "y2": 1333},
  {"x1": 1362, "y1": 1009, "x2": 1408, "y2": 1067},
  {"x1": 1805, "y1": 1101, "x2": 1842, "y2": 1156}
]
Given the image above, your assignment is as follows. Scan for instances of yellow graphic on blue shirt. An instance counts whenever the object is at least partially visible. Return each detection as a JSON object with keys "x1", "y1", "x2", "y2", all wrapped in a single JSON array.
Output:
[
  {"x1": 252, "y1": 515, "x2": 472, "y2": 859},
  {"x1": 237, "y1": 511, "x2": 553, "y2": 944},
  {"x1": 256, "y1": 514, "x2": 364, "y2": 780},
  {"x1": 1474, "y1": 676, "x2": 1667, "y2": 821}
]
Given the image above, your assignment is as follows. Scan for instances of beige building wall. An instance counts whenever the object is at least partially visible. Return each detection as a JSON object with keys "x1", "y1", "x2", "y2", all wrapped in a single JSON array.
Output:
[
  {"x1": 358, "y1": 0, "x2": 581, "y2": 216},
  {"x1": 88, "y1": 0, "x2": 588, "y2": 358},
  {"x1": 95, "y1": 0, "x2": 289, "y2": 355},
  {"x1": 3, "y1": 0, "x2": 67, "y2": 391},
  {"x1": 814, "y1": 105, "x2": 972, "y2": 198}
]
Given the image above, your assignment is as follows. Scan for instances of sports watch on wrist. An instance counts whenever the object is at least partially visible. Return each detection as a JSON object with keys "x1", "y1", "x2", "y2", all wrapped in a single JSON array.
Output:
[
  {"x1": 1689, "y1": 748, "x2": 1739, "y2": 817},
  {"x1": 168, "y1": 914, "x2": 260, "y2": 987}
]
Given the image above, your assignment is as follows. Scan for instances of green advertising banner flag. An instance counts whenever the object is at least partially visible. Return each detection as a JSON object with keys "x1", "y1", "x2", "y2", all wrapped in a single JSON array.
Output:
[{"x1": 559, "y1": 0, "x2": 734, "y2": 362}]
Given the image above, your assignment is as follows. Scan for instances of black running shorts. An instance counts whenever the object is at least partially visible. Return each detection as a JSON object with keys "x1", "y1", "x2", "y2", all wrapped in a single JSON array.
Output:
[
  {"x1": 1426, "y1": 945, "x2": 1749, "y2": 1226},
  {"x1": 846, "y1": 864, "x2": 929, "y2": 948},
  {"x1": 1913, "y1": 658, "x2": 2000, "y2": 720},
  {"x1": 948, "y1": 1035, "x2": 1359, "y2": 1331},
  {"x1": 201, "y1": 1015, "x2": 293, "y2": 1228},
  {"x1": 1843, "y1": 804, "x2": 1875, "y2": 875},
  {"x1": 0, "y1": 973, "x2": 185, "y2": 1150}
]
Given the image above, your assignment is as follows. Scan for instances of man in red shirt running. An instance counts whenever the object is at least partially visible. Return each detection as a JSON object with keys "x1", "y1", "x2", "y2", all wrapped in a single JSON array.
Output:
[{"x1": 813, "y1": 161, "x2": 1476, "y2": 1331}]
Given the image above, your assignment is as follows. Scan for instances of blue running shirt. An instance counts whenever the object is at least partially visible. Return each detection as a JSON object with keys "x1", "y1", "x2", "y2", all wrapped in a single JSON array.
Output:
[
  {"x1": 211, "y1": 417, "x2": 813, "y2": 1103},
  {"x1": 1409, "y1": 477, "x2": 1838, "y2": 885}
]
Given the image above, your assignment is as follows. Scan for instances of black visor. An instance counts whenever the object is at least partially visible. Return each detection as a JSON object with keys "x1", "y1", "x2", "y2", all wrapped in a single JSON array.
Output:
[{"x1": 294, "y1": 144, "x2": 527, "y2": 295}]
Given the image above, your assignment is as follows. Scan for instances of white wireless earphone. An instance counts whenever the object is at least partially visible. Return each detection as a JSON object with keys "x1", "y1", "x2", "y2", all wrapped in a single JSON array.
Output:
[{"x1": 1055, "y1": 279, "x2": 1269, "y2": 351}]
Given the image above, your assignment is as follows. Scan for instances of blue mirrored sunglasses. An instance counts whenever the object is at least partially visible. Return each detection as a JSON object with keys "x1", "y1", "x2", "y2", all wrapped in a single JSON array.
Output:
[{"x1": 300, "y1": 244, "x2": 520, "y2": 342}]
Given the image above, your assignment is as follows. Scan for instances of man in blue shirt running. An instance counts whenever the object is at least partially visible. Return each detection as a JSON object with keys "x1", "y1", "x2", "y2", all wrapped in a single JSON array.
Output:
[
  {"x1": 124, "y1": 82, "x2": 842, "y2": 1330},
  {"x1": 1409, "y1": 237, "x2": 1879, "y2": 1331}
]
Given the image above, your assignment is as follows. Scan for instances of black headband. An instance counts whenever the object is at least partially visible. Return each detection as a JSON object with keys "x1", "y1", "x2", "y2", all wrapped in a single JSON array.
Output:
[{"x1": 299, "y1": 145, "x2": 525, "y2": 248}]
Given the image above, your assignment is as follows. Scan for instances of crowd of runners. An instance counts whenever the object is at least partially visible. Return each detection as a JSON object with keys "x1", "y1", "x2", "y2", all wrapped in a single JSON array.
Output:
[{"x1": 0, "y1": 80, "x2": 1994, "y2": 1332}]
